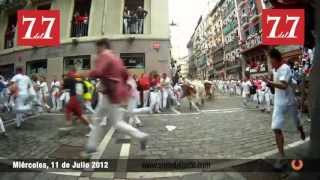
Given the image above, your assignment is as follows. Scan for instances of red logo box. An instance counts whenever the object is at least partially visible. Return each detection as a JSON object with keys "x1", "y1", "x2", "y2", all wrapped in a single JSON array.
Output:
[
  {"x1": 262, "y1": 9, "x2": 304, "y2": 45},
  {"x1": 17, "y1": 10, "x2": 60, "y2": 47}
]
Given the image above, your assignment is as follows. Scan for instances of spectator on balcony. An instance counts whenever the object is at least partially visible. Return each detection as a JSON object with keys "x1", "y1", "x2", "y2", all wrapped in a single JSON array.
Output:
[
  {"x1": 5, "y1": 25, "x2": 15, "y2": 48},
  {"x1": 73, "y1": 11, "x2": 88, "y2": 37},
  {"x1": 136, "y1": 6, "x2": 148, "y2": 34},
  {"x1": 129, "y1": 11, "x2": 137, "y2": 34},
  {"x1": 123, "y1": 6, "x2": 130, "y2": 34},
  {"x1": 83, "y1": 12, "x2": 89, "y2": 36}
]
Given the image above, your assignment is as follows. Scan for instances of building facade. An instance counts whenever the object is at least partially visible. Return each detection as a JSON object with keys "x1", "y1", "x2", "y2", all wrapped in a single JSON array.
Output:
[
  {"x1": 0, "y1": 0, "x2": 170, "y2": 81},
  {"x1": 187, "y1": 0, "x2": 303, "y2": 80},
  {"x1": 221, "y1": 0, "x2": 241, "y2": 79},
  {"x1": 207, "y1": 1, "x2": 224, "y2": 79}
]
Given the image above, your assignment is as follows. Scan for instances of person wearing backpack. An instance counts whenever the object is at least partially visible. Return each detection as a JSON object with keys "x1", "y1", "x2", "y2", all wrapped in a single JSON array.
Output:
[
  {"x1": 60, "y1": 69, "x2": 94, "y2": 134},
  {"x1": 82, "y1": 78, "x2": 95, "y2": 114}
]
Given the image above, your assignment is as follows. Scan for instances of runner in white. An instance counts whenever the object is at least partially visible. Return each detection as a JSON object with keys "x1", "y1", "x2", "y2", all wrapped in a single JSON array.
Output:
[
  {"x1": 241, "y1": 75, "x2": 252, "y2": 107},
  {"x1": 267, "y1": 49, "x2": 306, "y2": 164},
  {"x1": 0, "y1": 116, "x2": 7, "y2": 137},
  {"x1": 51, "y1": 76, "x2": 61, "y2": 112},
  {"x1": 9, "y1": 68, "x2": 33, "y2": 128}
]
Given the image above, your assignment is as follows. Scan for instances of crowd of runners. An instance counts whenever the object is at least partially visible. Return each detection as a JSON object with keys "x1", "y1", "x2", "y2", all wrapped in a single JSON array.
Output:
[{"x1": 0, "y1": 40, "x2": 310, "y2": 162}]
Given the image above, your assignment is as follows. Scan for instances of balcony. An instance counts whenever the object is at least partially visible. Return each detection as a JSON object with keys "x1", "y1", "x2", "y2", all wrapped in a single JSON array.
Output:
[
  {"x1": 123, "y1": 16, "x2": 146, "y2": 34},
  {"x1": 0, "y1": 0, "x2": 27, "y2": 11},
  {"x1": 249, "y1": 8, "x2": 260, "y2": 22},
  {"x1": 71, "y1": 19, "x2": 89, "y2": 37},
  {"x1": 240, "y1": 33, "x2": 261, "y2": 51},
  {"x1": 240, "y1": 15, "x2": 249, "y2": 28},
  {"x1": 237, "y1": 0, "x2": 247, "y2": 8},
  {"x1": 223, "y1": 20, "x2": 238, "y2": 35},
  {"x1": 224, "y1": 40, "x2": 239, "y2": 53},
  {"x1": 4, "y1": 33, "x2": 14, "y2": 49}
]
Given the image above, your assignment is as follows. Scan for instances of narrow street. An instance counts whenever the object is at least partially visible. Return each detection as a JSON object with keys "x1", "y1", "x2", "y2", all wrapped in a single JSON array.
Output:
[{"x1": 0, "y1": 94, "x2": 310, "y2": 179}]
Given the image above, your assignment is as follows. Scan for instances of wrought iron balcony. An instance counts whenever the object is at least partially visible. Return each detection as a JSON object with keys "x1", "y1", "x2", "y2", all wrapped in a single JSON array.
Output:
[{"x1": 240, "y1": 33, "x2": 262, "y2": 51}]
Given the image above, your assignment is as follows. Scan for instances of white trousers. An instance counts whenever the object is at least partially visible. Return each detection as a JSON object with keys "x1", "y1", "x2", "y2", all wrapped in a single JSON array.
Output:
[
  {"x1": 143, "y1": 90, "x2": 150, "y2": 107},
  {"x1": 0, "y1": 117, "x2": 5, "y2": 132},
  {"x1": 84, "y1": 101, "x2": 95, "y2": 114},
  {"x1": 264, "y1": 91, "x2": 272, "y2": 112},
  {"x1": 127, "y1": 96, "x2": 150, "y2": 124},
  {"x1": 150, "y1": 90, "x2": 161, "y2": 113},
  {"x1": 272, "y1": 105, "x2": 301, "y2": 130},
  {"x1": 86, "y1": 94, "x2": 147, "y2": 150},
  {"x1": 258, "y1": 90, "x2": 265, "y2": 110},
  {"x1": 161, "y1": 88, "x2": 179, "y2": 109},
  {"x1": 14, "y1": 94, "x2": 32, "y2": 127},
  {"x1": 51, "y1": 90, "x2": 61, "y2": 111}
]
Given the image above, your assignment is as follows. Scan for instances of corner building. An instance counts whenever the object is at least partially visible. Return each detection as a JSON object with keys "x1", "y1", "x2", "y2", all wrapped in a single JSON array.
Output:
[{"x1": 0, "y1": 0, "x2": 170, "y2": 81}]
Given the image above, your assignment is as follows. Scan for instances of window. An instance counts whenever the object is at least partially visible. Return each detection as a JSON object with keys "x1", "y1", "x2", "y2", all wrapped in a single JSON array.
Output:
[
  {"x1": 26, "y1": 60, "x2": 47, "y2": 75},
  {"x1": 64, "y1": 55, "x2": 91, "y2": 72},
  {"x1": 123, "y1": 0, "x2": 146, "y2": 34},
  {"x1": 71, "y1": 0, "x2": 92, "y2": 37},
  {"x1": 254, "y1": 23, "x2": 260, "y2": 34},
  {"x1": 0, "y1": 64, "x2": 14, "y2": 79},
  {"x1": 120, "y1": 53, "x2": 145, "y2": 69},
  {"x1": 4, "y1": 13, "x2": 17, "y2": 49},
  {"x1": 37, "y1": 3, "x2": 51, "y2": 10}
]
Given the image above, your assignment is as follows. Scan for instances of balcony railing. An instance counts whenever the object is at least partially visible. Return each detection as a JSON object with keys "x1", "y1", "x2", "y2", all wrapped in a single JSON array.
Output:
[
  {"x1": 123, "y1": 17, "x2": 145, "y2": 34},
  {"x1": 223, "y1": 20, "x2": 238, "y2": 35},
  {"x1": 241, "y1": 16, "x2": 249, "y2": 26},
  {"x1": 241, "y1": 33, "x2": 261, "y2": 50},
  {"x1": 4, "y1": 26, "x2": 15, "y2": 49},
  {"x1": 4, "y1": 36, "x2": 14, "y2": 49},
  {"x1": 71, "y1": 21, "x2": 89, "y2": 37},
  {"x1": 224, "y1": 40, "x2": 239, "y2": 53}
]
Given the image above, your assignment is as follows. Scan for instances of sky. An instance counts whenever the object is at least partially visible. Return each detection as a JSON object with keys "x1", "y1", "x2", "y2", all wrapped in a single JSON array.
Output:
[{"x1": 169, "y1": 0, "x2": 218, "y2": 59}]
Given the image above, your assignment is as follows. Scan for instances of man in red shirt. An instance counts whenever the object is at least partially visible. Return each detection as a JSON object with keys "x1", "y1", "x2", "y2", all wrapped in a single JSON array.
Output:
[{"x1": 80, "y1": 39, "x2": 148, "y2": 155}]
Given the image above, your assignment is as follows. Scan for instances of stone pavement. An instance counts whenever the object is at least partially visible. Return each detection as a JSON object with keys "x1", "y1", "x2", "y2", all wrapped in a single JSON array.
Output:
[{"x1": 0, "y1": 94, "x2": 313, "y2": 180}]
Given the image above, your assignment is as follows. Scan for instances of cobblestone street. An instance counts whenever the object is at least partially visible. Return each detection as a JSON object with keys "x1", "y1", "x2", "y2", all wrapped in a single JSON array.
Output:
[{"x1": 0, "y1": 94, "x2": 311, "y2": 179}]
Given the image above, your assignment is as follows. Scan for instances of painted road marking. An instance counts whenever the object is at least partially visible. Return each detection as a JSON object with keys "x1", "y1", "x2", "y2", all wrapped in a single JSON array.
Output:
[{"x1": 170, "y1": 107, "x2": 181, "y2": 114}]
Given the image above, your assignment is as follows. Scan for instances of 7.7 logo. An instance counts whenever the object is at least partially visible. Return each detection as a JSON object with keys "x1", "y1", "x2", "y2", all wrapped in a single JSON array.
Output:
[
  {"x1": 262, "y1": 9, "x2": 304, "y2": 45},
  {"x1": 17, "y1": 10, "x2": 60, "y2": 46}
]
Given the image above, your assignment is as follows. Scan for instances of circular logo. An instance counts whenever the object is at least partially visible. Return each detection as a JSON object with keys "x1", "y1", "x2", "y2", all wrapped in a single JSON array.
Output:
[{"x1": 291, "y1": 160, "x2": 303, "y2": 171}]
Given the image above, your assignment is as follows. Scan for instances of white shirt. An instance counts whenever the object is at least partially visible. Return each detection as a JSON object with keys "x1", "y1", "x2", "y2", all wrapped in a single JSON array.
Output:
[
  {"x1": 261, "y1": 81, "x2": 267, "y2": 91},
  {"x1": 242, "y1": 80, "x2": 252, "y2": 97},
  {"x1": 51, "y1": 81, "x2": 61, "y2": 92},
  {"x1": 10, "y1": 74, "x2": 32, "y2": 96},
  {"x1": 273, "y1": 64, "x2": 296, "y2": 106},
  {"x1": 40, "y1": 82, "x2": 49, "y2": 96},
  {"x1": 160, "y1": 77, "x2": 171, "y2": 89}
]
